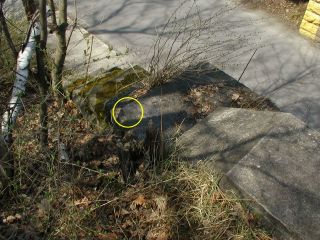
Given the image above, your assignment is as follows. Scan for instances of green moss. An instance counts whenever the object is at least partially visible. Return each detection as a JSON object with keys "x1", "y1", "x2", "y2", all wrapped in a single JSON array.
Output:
[
  {"x1": 66, "y1": 67, "x2": 124, "y2": 95},
  {"x1": 66, "y1": 77, "x2": 88, "y2": 93},
  {"x1": 68, "y1": 65, "x2": 149, "y2": 129},
  {"x1": 92, "y1": 66, "x2": 149, "y2": 124},
  {"x1": 79, "y1": 68, "x2": 124, "y2": 96}
]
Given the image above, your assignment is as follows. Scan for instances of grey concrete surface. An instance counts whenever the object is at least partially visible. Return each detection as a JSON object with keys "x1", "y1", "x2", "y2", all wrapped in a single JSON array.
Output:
[
  {"x1": 4, "y1": 0, "x2": 320, "y2": 129},
  {"x1": 178, "y1": 108, "x2": 320, "y2": 239},
  {"x1": 224, "y1": 117, "x2": 320, "y2": 239},
  {"x1": 177, "y1": 108, "x2": 299, "y2": 172},
  {"x1": 68, "y1": 0, "x2": 320, "y2": 130},
  {"x1": 112, "y1": 63, "x2": 277, "y2": 141}
]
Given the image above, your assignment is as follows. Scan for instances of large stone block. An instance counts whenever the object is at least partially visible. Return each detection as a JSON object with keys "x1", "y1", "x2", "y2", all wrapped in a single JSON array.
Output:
[
  {"x1": 223, "y1": 121, "x2": 320, "y2": 239},
  {"x1": 108, "y1": 64, "x2": 276, "y2": 142},
  {"x1": 304, "y1": 10, "x2": 320, "y2": 25},
  {"x1": 308, "y1": 0, "x2": 320, "y2": 15},
  {"x1": 300, "y1": 1, "x2": 320, "y2": 41},
  {"x1": 300, "y1": 19, "x2": 319, "y2": 35},
  {"x1": 177, "y1": 108, "x2": 290, "y2": 172},
  {"x1": 178, "y1": 108, "x2": 320, "y2": 239}
]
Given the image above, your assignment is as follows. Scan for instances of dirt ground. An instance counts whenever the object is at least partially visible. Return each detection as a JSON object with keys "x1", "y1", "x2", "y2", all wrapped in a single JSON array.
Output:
[
  {"x1": 0, "y1": 7, "x2": 281, "y2": 239},
  {"x1": 241, "y1": 0, "x2": 308, "y2": 29},
  {"x1": 0, "y1": 65, "x2": 278, "y2": 239}
]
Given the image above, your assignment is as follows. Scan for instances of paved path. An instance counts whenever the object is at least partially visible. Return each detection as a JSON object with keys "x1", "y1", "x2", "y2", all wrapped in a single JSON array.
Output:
[
  {"x1": 67, "y1": 0, "x2": 320, "y2": 130},
  {"x1": 5, "y1": 0, "x2": 319, "y2": 129}
]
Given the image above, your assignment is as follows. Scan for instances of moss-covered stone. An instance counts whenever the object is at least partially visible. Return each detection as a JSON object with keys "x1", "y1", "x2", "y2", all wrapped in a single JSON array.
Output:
[{"x1": 65, "y1": 65, "x2": 149, "y2": 130}]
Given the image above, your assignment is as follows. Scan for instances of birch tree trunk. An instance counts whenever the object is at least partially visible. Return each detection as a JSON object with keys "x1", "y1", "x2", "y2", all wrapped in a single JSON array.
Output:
[{"x1": 1, "y1": 21, "x2": 40, "y2": 142}]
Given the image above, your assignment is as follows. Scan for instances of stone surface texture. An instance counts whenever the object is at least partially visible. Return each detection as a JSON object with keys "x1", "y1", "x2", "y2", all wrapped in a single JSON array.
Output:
[
  {"x1": 66, "y1": 0, "x2": 320, "y2": 130},
  {"x1": 178, "y1": 108, "x2": 291, "y2": 172},
  {"x1": 111, "y1": 64, "x2": 268, "y2": 141},
  {"x1": 178, "y1": 108, "x2": 320, "y2": 239},
  {"x1": 225, "y1": 123, "x2": 320, "y2": 240}
]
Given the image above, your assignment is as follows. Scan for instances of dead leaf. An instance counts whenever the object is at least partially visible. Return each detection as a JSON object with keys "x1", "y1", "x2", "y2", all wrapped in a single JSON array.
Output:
[
  {"x1": 201, "y1": 104, "x2": 210, "y2": 113},
  {"x1": 130, "y1": 194, "x2": 146, "y2": 209},
  {"x1": 194, "y1": 90, "x2": 201, "y2": 97},
  {"x1": 232, "y1": 93, "x2": 240, "y2": 101},
  {"x1": 74, "y1": 196, "x2": 91, "y2": 207},
  {"x1": 211, "y1": 192, "x2": 222, "y2": 203}
]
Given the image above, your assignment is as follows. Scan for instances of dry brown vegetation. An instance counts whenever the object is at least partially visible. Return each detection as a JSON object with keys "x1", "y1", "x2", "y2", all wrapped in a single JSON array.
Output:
[
  {"x1": 0, "y1": 81, "x2": 274, "y2": 238},
  {"x1": 0, "y1": 6, "x2": 275, "y2": 240}
]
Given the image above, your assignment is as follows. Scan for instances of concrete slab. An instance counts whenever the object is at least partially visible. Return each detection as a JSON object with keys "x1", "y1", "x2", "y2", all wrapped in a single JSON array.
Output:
[
  {"x1": 66, "y1": 0, "x2": 320, "y2": 130},
  {"x1": 47, "y1": 20, "x2": 137, "y2": 85},
  {"x1": 110, "y1": 64, "x2": 275, "y2": 141},
  {"x1": 178, "y1": 108, "x2": 296, "y2": 172},
  {"x1": 178, "y1": 108, "x2": 320, "y2": 239},
  {"x1": 224, "y1": 120, "x2": 320, "y2": 239}
]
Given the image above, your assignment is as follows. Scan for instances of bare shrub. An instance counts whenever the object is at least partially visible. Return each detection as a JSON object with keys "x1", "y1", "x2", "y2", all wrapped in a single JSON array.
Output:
[{"x1": 147, "y1": 0, "x2": 256, "y2": 87}]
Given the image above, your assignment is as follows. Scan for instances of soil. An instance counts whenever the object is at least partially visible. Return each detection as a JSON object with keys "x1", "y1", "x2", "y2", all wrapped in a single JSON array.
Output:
[
  {"x1": 241, "y1": 0, "x2": 308, "y2": 29},
  {"x1": 0, "y1": 22, "x2": 280, "y2": 240},
  {"x1": 0, "y1": 77, "x2": 277, "y2": 239}
]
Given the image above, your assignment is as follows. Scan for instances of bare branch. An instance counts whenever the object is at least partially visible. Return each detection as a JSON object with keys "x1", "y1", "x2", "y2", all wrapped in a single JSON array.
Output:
[
  {"x1": 0, "y1": 0, "x2": 17, "y2": 60},
  {"x1": 66, "y1": 0, "x2": 77, "y2": 49}
]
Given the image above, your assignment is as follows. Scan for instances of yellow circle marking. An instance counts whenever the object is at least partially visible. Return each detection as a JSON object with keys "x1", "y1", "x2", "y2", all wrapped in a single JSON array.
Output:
[{"x1": 112, "y1": 96, "x2": 144, "y2": 129}]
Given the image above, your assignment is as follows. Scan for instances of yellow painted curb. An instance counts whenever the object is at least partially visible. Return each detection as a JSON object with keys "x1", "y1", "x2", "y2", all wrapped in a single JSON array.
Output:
[{"x1": 300, "y1": 1, "x2": 320, "y2": 41}]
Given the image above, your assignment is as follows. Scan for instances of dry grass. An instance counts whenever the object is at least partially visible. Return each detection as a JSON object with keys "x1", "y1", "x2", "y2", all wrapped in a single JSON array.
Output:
[
  {"x1": 0, "y1": 7, "x2": 273, "y2": 240},
  {"x1": 0, "y1": 96, "x2": 274, "y2": 239},
  {"x1": 151, "y1": 158, "x2": 273, "y2": 240}
]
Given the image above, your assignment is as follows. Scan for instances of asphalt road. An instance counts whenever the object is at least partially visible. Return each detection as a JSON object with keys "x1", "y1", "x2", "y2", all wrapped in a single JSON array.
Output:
[{"x1": 7, "y1": 0, "x2": 320, "y2": 129}]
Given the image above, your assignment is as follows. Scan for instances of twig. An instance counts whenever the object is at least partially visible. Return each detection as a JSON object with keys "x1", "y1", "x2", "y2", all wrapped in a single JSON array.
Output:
[
  {"x1": 0, "y1": 1, "x2": 18, "y2": 59},
  {"x1": 85, "y1": 35, "x2": 93, "y2": 81},
  {"x1": 238, "y1": 48, "x2": 257, "y2": 82},
  {"x1": 66, "y1": 0, "x2": 77, "y2": 49},
  {"x1": 22, "y1": 10, "x2": 39, "y2": 53}
]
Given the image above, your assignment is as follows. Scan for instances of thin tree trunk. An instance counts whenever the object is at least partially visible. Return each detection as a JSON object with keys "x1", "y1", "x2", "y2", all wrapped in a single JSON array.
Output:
[
  {"x1": 0, "y1": 0, "x2": 17, "y2": 60},
  {"x1": 35, "y1": 0, "x2": 49, "y2": 147},
  {"x1": 1, "y1": 22, "x2": 40, "y2": 142},
  {"x1": 21, "y1": 0, "x2": 36, "y2": 21},
  {"x1": 51, "y1": 0, "x2": 67, "y2": 100},
  {"x1": 0, "y1": 133, "x2": 13, "y2": 181}
]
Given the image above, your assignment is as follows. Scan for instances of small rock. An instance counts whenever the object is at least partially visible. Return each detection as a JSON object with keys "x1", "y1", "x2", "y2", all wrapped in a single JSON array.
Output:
[{"x1": 109, "y1": 50, "x2": 118, "y2": 57}]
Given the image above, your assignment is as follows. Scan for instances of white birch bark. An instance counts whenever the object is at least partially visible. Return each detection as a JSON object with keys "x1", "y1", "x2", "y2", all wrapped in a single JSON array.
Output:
[{"x1": 1, "y1": 22, "x2": 40, "y2": 141}]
